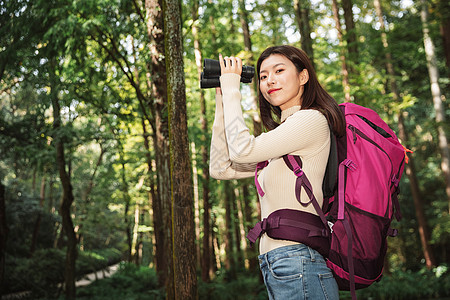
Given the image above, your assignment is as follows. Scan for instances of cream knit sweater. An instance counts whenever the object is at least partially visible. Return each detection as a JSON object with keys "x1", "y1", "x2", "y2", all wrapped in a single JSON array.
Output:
[{"x1": 209, "y1": 73, "x2": 330, "y2": 255}]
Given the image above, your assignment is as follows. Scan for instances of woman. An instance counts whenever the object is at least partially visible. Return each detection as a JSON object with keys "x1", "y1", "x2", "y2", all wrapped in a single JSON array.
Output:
[{"x1": 209, "y1": 45, "x2": 345, "y2": 300}]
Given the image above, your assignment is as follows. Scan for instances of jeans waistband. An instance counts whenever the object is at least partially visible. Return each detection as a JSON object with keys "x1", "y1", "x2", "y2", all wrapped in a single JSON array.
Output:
[{"x1": 258, "y1": 244, "x2": 322, "y2": 269}]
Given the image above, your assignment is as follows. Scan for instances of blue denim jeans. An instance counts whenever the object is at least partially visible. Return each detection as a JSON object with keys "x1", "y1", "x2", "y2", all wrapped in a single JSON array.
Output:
[{"x1": 259, "y1": 244, "x2": 339, "y2": 300}]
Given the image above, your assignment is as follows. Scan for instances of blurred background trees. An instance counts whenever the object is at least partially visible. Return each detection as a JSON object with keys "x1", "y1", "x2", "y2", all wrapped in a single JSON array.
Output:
[{"x1": 0, "y1": 0, "x2": 449, "y2": 299}]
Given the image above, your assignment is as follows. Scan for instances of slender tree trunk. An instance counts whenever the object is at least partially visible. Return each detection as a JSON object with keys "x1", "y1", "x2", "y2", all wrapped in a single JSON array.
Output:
[
  {"x1": 207, "y1": 0, "x2": 218, "y2": 46},
  {"x1": 48, "y1": 176, "x2": 55, "y2": 213},
  {"x1": 145, "y1": 0, "x2": 172, "y2": 289},
  {"x1": 51, "y1": 82, "x2": 77, "y2": 299},
  {"x1": 341, "y1": 0, "x2": 358, "y2": 66},
  {"x1": 211, "y1": 213, "x2": 219, "y2": 275},
  {"x1": 332, "y1": 0, "x2": 351, "y2": 102},
  {"x1": 241, "y1": 182, "x2": 258, "y2": 270},
  {"x1": 294, "y1": 0, "x2": 314, "y2": 66},
  {"x1": 191, "y1": 1, "x2": 213, "y2": 282},
  {"x1": 212, "y1": 223, "x2": 221, "y2": 271},
  {"x1": 131, "y1": 203, "x2": 138, "y2": 263},
  {"x1": 437, "y1": 0, "x2": 450, "y2": 72},
  {"x1": 141, "y1": 118, "x2": 158, "y2": 268},
  {"x1": 238, "y1": 0, "x2": 262, "y2": 136},
  {"x1": 191, "y1": 142, "x2": 201, "y2": 269},
  {"x1": 374, "y1": 0, "x2": 436, "y2": 269},
  {"x1": 224, "y1": 181, "x2": 236, "y2": 278},
  {"x1": 163, "y1": 0, "x2": 198, "y2": 298},
  {"x1": 0, "y1": 182, "x2": 7, "y2": 296},
  {"x1": 401, "y1": 140, "x2": 436, "y2": 269},
  {"x1": 120, "y1": 155, "x2": 133, "y2": 262},
  {"x1": 421, "y1": 0, "x2": 450, "y2": 212},
  {"x1": 373, "y1": 0, "x2": 397, "y2": 97},
  {"x1": 30, "y1": 173, "x2": 46, "y2": 255},
  {"x1": 441, "y1": 19, "x2": 450, "y2": 72},
  {"x1": 233, "y1": 188, "x2": 244, "y2": 266}
]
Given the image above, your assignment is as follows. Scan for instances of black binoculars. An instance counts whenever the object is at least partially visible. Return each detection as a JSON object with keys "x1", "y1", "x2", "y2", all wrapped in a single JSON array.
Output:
[{"x1": 200, "y1": 59, "x2": 255, "y2": 89}]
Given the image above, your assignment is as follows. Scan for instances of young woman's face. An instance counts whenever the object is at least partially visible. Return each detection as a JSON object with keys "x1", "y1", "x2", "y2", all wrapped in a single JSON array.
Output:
[{"x1": 259, "y1": 54, "x2": 308, "y2": 111}]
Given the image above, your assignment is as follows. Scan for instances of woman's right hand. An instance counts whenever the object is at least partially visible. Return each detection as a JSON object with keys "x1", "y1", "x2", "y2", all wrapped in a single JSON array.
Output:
[{"x1": 219, "y1": 54, "x2": 242, "y2": 76}]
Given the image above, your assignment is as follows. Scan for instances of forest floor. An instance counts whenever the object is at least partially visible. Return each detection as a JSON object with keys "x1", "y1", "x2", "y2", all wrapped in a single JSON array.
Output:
[{"x1": 2, "y1": 263, "x2": 121, "y2": 300}]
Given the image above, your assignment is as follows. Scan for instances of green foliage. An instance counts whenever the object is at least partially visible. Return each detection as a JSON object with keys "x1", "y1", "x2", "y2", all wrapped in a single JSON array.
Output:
[
  {"x1": 4, "y1": 247, "x2": 123, "y2": 296},
  {"x1": 4, "y1": 190, "x2": 59, "y2": 257},
  {"x1": 75, "y1": 263, "x2": 164, "y2": 300},
  {"x1": 6, "y1": 248, "x2": 65, "y2": 297},
  {"x1": 353, "y1": 265, "x2": 450, "y2": 300},
  {"x1": 198, "y1": 270, "x2": 267, "y2": 300}
]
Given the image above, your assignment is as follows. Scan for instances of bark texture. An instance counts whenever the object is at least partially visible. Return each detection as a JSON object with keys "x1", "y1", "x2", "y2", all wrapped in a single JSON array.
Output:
[{"x1": 163, "y1": 0, "x2": 198, "y2": 298}]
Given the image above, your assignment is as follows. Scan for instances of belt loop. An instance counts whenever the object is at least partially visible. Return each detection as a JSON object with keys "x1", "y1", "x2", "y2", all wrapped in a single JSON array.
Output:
[
  {"x1": 308, "y1": 246, "x2": 316, "y2": 262},
  {"x1": 260, "y1": 252, "x2": 268, "y2": 267}
]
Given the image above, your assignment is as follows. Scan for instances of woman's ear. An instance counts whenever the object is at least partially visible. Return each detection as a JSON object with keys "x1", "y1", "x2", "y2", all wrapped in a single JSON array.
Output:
[{"x1": 299, "y1": 69, "x2": 309, "y2": 85}]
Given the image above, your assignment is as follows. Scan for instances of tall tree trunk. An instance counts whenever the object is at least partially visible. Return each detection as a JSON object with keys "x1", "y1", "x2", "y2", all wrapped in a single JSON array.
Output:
[
  {"x1": 238, "y1": 0, "x2": 262, "y2": 136},
  {"x1": 241, "y1": 182, "x2": 258, "y2": 270},
  {"x1": 51, "y1": 82, "x2": 77, "y2": 300},
  {"x1": 233, "y1": 188, "x2": 244, "y2": 266},
  {"x1": 210, "y1": 213, "x2": 219, "y2": 275},
  {"x1": 421, "y1": 0, "x2": 450, "y2": 212},
  {"x1": 441, "y1": 19, "x2": 450, "y2": 72},
  {"x1": 119, "y1": 154, "x2": 133, "y2": 262},
  {"x1": 0, "y1": 182, "x2": 7, "y2": 296},
  {"x1": 224, "y1": 181, "x2": 236, "y2": 278},
  {"x1": 437, "y1": 0, "x2": 450, "y2": 72},
  {"x1": 207, "y1": 0, "x2": 218, "y2": 46},
  {"x1": 48, "y1": 176, "x2": 55, "y2": 213},
  {"x1": 145, "y1": 0, "x2": 172, "y2": 289},
  {"x1": 132, "y1": 203, "x2": 141, "y2": 265},
  {"x1": 400, "y1": 135, "x2": 436, "y2": 269},
  {"x1": 30, "y1": 173, "x2": 46, "y2": 255},
  {"x1": 374, "y1": 0, "x2": 436, "y2": 269},
  {"x1": 141, "y1": 117, "x2": 159, "y2": 268},
  {"x1": 163, "y1": 0, "x2": 198, "y2": 298},
  {"x1": 191, "y1": 0, "x2": 213, "y2": 282},
  {"x1": 294, "y1": 0, "x2": 314, "y2": 66},
  {"x1": 341, "y1": 0, "x2": 358, "y2": 66},
  {"x1": 331, "y1": 0, "x2": 351, "y2": 102},
  {"x1": 191, "y1": 142, "x2": 201, "y2": 269},
  {"x1": 212, "y1": 222, "x2": 221, "y2": 271}
]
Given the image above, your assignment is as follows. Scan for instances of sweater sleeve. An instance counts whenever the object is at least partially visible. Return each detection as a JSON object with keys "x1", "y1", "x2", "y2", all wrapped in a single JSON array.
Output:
[
  {"x1": 220, "y1": 73, "x2": 329, "y2": 164},
  {"x1": 209, "y1": 86, "x2": 256, "y2": 180}
]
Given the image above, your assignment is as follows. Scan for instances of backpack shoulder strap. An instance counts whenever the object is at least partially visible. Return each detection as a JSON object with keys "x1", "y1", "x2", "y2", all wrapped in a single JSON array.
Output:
[
  {"x1": 255, "y1": 161, "x2": 269, "y2": 196},
  {"x1": 282, "y1": 155, "x2": 328, "y2": 226},
  {"x1": 322, "y1": 127, "x2": 338, "y2": 209}
]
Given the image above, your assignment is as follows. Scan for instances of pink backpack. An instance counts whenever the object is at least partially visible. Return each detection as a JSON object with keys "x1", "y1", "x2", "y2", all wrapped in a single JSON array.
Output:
[{"x1": 247, "y1": 103, "x2": 409, "y2": 299}]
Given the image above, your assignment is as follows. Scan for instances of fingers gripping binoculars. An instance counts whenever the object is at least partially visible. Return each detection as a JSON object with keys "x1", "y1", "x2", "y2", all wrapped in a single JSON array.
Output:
[{"x1": 200, "y1": 59, "x2": 255, "y2": 89}]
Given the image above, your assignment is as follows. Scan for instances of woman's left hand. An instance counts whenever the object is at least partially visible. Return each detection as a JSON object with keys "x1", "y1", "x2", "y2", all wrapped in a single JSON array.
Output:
[{"x1": 219, "y1": 54, "x2": 242, "y2": 76}]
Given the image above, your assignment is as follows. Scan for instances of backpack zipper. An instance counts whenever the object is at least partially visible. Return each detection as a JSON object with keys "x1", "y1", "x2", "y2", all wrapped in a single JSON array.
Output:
[{"x1": 348, "y1": 124, "x2": 392, "y2": 163}]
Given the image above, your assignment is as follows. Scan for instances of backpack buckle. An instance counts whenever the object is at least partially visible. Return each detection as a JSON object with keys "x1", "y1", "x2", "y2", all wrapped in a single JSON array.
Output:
[
  {"x1": 293, "y1": 167, "x2": 304, "y2": 177},
  {"x1": 344, "y1": 159, "x2": 357, "y2": 171},
  {"x1": 261, "y1": 216, "x2": 281, "y2": 231}
]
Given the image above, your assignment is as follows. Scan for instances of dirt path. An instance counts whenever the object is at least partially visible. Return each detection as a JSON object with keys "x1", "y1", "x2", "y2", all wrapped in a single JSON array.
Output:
[{"x1": 75, "y1": 262, "x2": 121, "y2": 287}]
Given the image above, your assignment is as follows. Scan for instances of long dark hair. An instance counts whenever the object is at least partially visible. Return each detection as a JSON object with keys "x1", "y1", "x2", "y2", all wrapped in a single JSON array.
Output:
[{"x1": 256, "y1": 45, "x2": 345, "y2": 136}]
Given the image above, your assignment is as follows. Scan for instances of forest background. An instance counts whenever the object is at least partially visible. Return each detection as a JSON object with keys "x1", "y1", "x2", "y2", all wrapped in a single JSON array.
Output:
[{"x1": 0, "y1": 0, "x2": 449, "y2": 299}]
